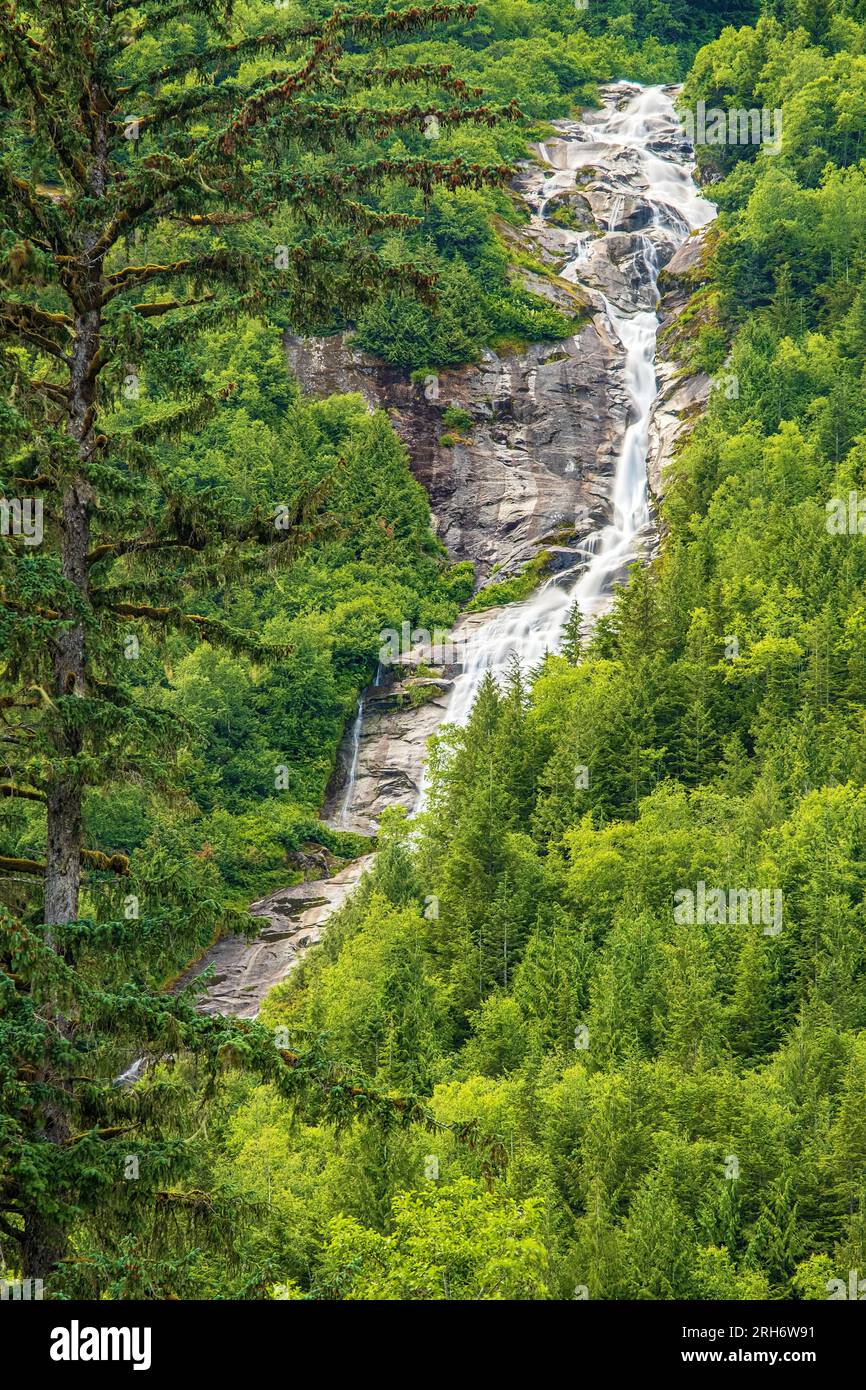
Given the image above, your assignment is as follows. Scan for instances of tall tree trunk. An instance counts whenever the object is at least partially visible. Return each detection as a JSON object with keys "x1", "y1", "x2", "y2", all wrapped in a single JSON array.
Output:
[
  {"x1": 20, "y1": 1085, "x2": 73, "y2": 1279},
  {"x1": 43, "y1": 402, "x2": 95, "y2": 925},
  {"x1": 26, "y1": 328, "x2": 97, "y2": 1281},
  {"x1": 44, "y1": 122, "x2": 104, "y2": 923},
  {"x1": 27, "y1": 110, "x2": 106, "y2": 1283}
]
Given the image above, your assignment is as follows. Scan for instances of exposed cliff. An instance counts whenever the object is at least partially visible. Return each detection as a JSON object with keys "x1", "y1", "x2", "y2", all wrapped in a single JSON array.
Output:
[
  {"x1": 647, "y1": 228, "x2": 714, "y2": 504},
  {"x1": 284, "y1": 300, "x2": 630, "y2": 590},
  {"x1": 186, "y1": 82, "x2": 716, "y2": 1015}
]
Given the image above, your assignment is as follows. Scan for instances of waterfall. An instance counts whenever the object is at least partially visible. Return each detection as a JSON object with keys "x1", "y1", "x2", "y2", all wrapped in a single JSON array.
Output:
[
  {"x1": 183, "y1": 83, "x2": 719, "y2": 1018},
  {"x1": 439, "y1": 83, "x2": 715, "y2": 732},
  {"x1": 338, "y1": 696, "x2": 364, "y2": 826}
]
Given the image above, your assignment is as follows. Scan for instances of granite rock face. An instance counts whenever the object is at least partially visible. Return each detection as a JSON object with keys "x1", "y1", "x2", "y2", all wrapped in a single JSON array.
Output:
[
  {"x1": 284, "y1": 310, "x2": 630, "y2": 589},
  {"x1": 323, "y1": 682, "x2": 450, "y2": 836},
  {"x1": 321, "y1": 609, "x2": 517, "y2": 834},
  {"x1": 178, "y1": 856, "x2": 375, "y2": 1018},
  {"x1": 646, "y1": 229, "x2": 714, "y2": 503},
  {"x1": 188, "y1": 84, "x2": 715, "y2": 1016},
  {"x1": 285, "y1": 87, "x2": 708, "y2": 589},
  {"x1": 319, "y1": 91, "x2": 716, "y2": 839}
]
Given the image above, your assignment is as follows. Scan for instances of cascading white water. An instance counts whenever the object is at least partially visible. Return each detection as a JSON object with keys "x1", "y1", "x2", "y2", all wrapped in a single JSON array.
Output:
[
  {"x1": 441, "y1": 84, "x2": 715, "y2": 731},
  {"x1": 181, "y1": 84, "x2": 718, "y2": 1017},
  {"x1": 338, "y1": 662, "x2": 385, "y2": 825},
  {"x1": 338, "y1": 695, "x2": 365, "y2": 826}
]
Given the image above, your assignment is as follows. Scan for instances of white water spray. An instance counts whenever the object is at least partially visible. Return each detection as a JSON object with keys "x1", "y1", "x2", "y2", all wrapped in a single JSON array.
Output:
[{"x1": 441, "y1": 84, "x2": 715, "y2": 732}]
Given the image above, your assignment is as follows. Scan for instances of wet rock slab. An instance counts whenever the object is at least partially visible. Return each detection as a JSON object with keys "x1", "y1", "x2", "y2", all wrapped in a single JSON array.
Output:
[
  {"x1": 179, "y1": 856, "x2": 375, "y2": 1018},
  {"x1": 285, "y1": 318, "x2": 629, "y2": 590},
  {"x1": 647, "y1": 229, "x2": 714, "y2": 502}
]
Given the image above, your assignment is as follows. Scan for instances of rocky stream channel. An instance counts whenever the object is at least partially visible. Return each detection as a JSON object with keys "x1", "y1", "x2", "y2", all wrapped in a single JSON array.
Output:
[{"x1": 180, "y1": 81, "x2": 717, "y2": 1019}]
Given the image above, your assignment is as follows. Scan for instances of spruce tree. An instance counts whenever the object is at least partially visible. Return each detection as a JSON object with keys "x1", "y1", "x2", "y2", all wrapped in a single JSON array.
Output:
[
  {"x1": 560, "y1": 599, "x2": 583, "y2": 665},
  {"x1": 0, "y1": 0, "x2": 517, "y2": 1286}
]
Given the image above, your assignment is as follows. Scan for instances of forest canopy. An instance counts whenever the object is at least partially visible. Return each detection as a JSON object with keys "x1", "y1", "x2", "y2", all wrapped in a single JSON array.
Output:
[{"x1": 2, "y1": 0, "x2": 865, "y2": 1305}]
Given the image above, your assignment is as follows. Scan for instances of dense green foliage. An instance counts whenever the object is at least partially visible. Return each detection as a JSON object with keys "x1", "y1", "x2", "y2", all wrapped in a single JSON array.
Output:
[
  {"x1": 4, "y1": 0, "x2": 863, "y2": 1303},
  {"x1": 349, "y1": 0, "x2": 739, "y2": 365},
  {"x1": 198, "y1": 4, "x2": 866, "y2": 1300},
  {"x1": 580, "y1": 1, "x2": 762, "y2": 68},
  {"x1": 0, "y1": 0, "x2": 525, "y2": 1290}
]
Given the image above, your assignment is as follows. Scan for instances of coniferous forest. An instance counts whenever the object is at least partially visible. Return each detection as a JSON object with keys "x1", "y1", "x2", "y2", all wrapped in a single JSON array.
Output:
[{"x1": 3, "y1": 0, "x2": 866, "y2": 1338}]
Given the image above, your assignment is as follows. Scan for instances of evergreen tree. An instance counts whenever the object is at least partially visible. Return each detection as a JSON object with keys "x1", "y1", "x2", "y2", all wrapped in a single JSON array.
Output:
[
  {"x1": 0, "y1": 0, "x2": 516, "y2": 1284},
  {"x1": 744, "y1": 1180, "x2": 802, "y2": 1292},
  {"x1": 560, "y1": 599, "x2": 583, "y2": 665}
]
